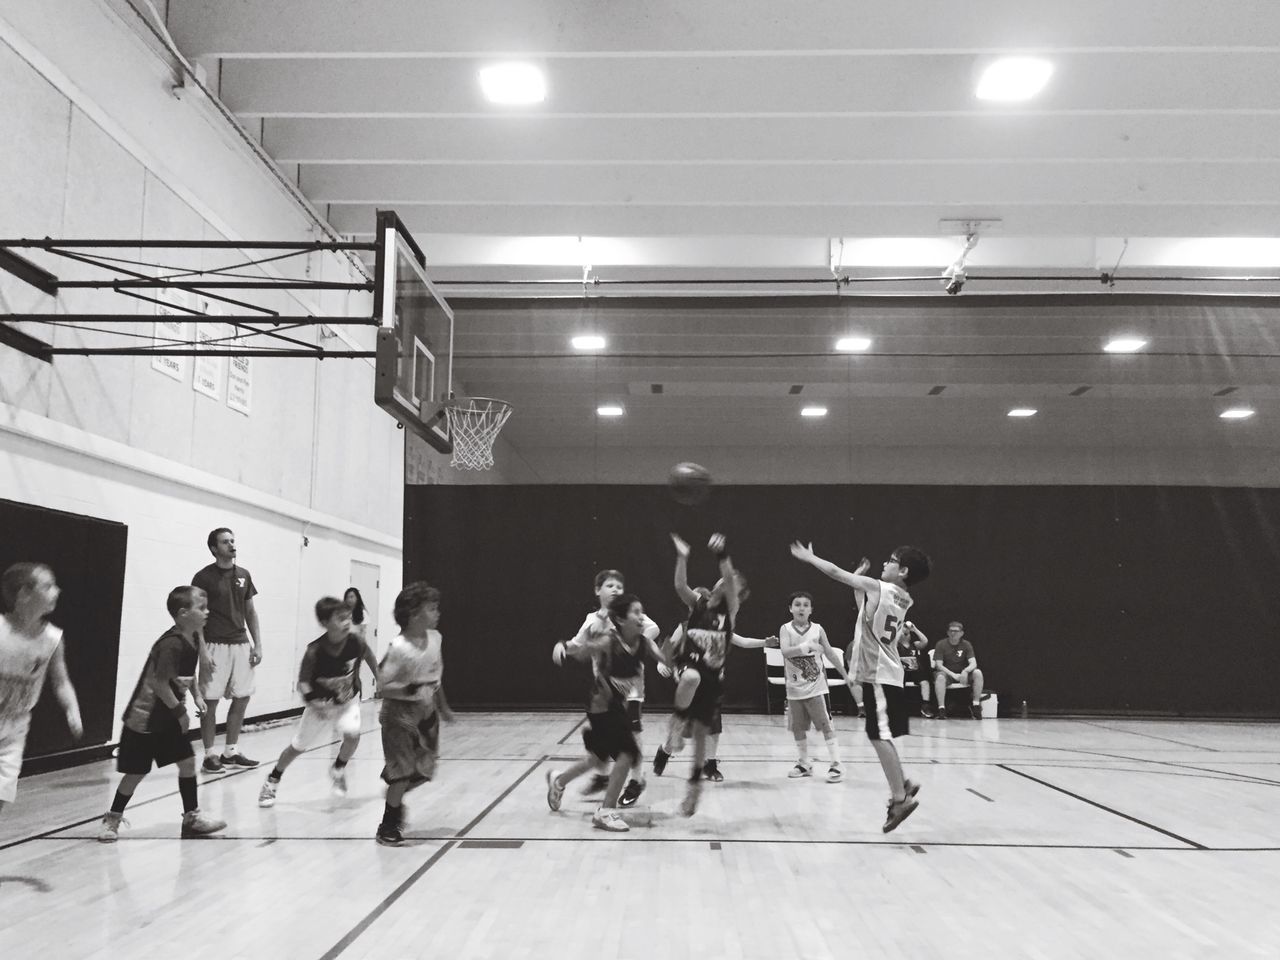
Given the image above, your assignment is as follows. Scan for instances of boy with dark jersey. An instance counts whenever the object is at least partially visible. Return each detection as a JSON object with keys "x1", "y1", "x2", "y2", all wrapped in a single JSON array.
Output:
[
  {"x1": 791, "y1": 539, "x2": 932, "y2": 832},
  {"x1": 259, "y1": 597, "x2": 379, "y2": 807},
  {"x1": 98, "y1": 586, "x2": 226, "y2": 841},
  {"x1": 548, "y1": 592, "x2": 657, "y2": 832}
]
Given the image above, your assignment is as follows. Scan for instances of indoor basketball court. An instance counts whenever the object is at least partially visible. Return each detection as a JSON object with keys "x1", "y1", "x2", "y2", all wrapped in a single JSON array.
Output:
[{"x1": 2, "y1": 3, "x2": 1279, "y2": 959}]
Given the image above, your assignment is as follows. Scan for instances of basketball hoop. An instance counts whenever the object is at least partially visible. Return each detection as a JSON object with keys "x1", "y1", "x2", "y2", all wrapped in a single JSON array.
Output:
[{"x1": 443, "y1": 397, "x2": 513, "y2": 470}]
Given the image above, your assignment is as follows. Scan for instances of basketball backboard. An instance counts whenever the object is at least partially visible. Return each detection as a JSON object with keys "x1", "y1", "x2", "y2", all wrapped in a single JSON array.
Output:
[{"x1": 373, "y1": 210, "x2": 455, "y2": 453}]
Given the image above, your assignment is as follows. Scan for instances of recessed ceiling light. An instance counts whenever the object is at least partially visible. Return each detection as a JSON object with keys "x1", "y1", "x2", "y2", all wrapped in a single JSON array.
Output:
[
  {"x1": 801, "y1": 406, "x2": 828, "y2": 417},
  {"x1": 597, "y1": 404, "x2": 624, "y2": 417},
  {"x1": 1008, "y1": 408, "x2": 1038, "y2": 418},
  {"x1": 835, "y1": 337, "x2": 872, "y2": 352},
  {"x1": 1220, "y1": 407, "x2": 1255, "y2": 420},
  {"x1": 571, "y1": 335, "x2": 606, "y2": 351},
  {"x1": 976, "y1": 57, "x2": 1054, "y2": 101},
  {"x1": 479, "y1": 62, "x2": 546, "y2": 105},
  {"x1": 1104, "y1": 337, "x2": 1148, "y2": 353}
]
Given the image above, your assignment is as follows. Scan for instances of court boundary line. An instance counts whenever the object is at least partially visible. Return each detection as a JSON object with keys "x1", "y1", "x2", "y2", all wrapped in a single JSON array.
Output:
[
  {"x1": 1071, "y1": 718, "x2": 1221, "y2": 751},
  {"x1": 997, "y1": 764, "x2": 1208, "y2": 849},
  {"x1": 556, "y1": 717, "x2": 586, "y2": 744}
]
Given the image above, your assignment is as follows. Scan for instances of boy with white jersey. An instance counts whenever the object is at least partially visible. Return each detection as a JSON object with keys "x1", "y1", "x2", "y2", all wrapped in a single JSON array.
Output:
[
  {"x1": 791, "y1": 540, "x2": 932, "y2": 832},
  {"x1": 779, "y1": 591, "x2": 853, "y2": 782},
  {"x1": 258, "y1": 596, "x2": 380, "y2": 807},
  {"x1": 0, "y1": 563, "x2": 82, "y2": 816}
]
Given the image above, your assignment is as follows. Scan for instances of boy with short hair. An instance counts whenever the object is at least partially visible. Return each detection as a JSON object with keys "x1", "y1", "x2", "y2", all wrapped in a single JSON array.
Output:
[
  {"x1": 98, "y1": 586, "x2": 226, "y2": 840},
  {"x1": 0, "y1": 563, "x2": 82, "y2": 816},
  {"x1": 791, "y1": 540, "x2": 932, "y2": 832},
  {"x1": 779, "y1": 591, "x2": 853, "y2": 783},
  {"x1": 258, "y1": 597, "x2": 379, "y2": 807},
  {"x1": 376, "y1": 582, "x2": 453, "y2": 846}
]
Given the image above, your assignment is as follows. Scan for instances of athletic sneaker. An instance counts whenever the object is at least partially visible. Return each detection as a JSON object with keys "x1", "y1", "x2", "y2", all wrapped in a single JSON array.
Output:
[
  {"x1": 257, "y1": 777, "x2": 279, "y2": 807},
  {"x1": 330, "y1": 765, "x2": 348, "y2": 797},
  {"x1": 904, "y1": 778, "x2": 921, "y2": 800},
  {"x1": 881, "y1": 796, "x2": 920, "y2": 833},
  {"x1": 545, "y1": 769, "x2": 565, "y2": 812},
  {"x1": 376, "y1": 822, "x2": 404, "y2": 846},
  {"x1": 702, "y1": 759, "x2": 724, "y2": 782},
  {"x1": 856, "y1": 706, "x2": 867, "y2": 719},
  {"x1": 788, "y1": 762, "x2": 813, "y2": 779},
  {"x1": 584, "y1": 773, "x2": 609, "y2": 795},
  {"x1": 220, "y1": 752, "x2": 259, "y2": 768},
  {"x1": 652, "y1": 747, "x2": 671, "y2": 776},
  {"x1": 680, "y1": 779, "x2": 703, "y2": 817},
  {"x1": 180, "y1": 809, "x2": 227, "y2": 837},
  {"x1": 969, "y1": 702, "x2": 983, "y2": 720},
  {"x1": 592, "y1": 808, "x2": 629, "y2": 832},
  {"x1": 936, "y1": 709, "x2": 948, "y2": 721},
  {"x1": 826, "y1": 763, "x2": 844, "y2": 783},
  {"x1": 920, "y1": 704, "x2": 937, "y2": 719},
  {"x1": 201, "y1": 755, "x2": 224, "y2": 774},
  {"x1": 618, "y1": 779, "x2": 644, "y2": 807},
  {"x1": 97, "y1": 812, "x2": 127, "y2": 843}
]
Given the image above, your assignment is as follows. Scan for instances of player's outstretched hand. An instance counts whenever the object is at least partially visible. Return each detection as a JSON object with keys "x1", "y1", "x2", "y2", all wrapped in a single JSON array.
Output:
[
  {"x1": 657, "y1": 661, "x2": 673, "y2": 678},
  {"x1": 552, "y1": 641, "x2": 567, "y2": 666},
  {"x1": 707, "y1": 533, "x2": 726, "y2": 554},
  {"x1": 764, "y1": 635, "x2": 781, "y2": 648},
  {"x1": 789, "y1": 540, "x2": 815, "y2": 562},
  {"x1": 670, "y1": 533, "x2": 691, "y2": 558},
  {"x1": 855, "y1": 557, "x2": 871, "y2": 575}
]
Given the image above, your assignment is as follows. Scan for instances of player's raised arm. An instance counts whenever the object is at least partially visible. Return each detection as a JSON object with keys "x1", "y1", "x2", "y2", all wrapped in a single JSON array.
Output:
[
  {"x1": 790, "y1": 541, "x2": 880, "y2": 594},
  {"x1": 670, "y1": 533, "x2": 700, "y2": 607},
  {"x1": 708, "y1": 532, "x2": 741, "y2": 623}
]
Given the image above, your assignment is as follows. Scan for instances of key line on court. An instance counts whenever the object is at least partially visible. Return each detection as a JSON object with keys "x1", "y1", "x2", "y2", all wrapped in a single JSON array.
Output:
[
  {"x1": 315, "y1": 754, "x2": 548, "y2": 960},
  {"x1": 997, "y1": 764, "x2": 1208, "y2": 849},
  {"x1": 0, "y1": 723, "x2": 380, "y2": 851}
]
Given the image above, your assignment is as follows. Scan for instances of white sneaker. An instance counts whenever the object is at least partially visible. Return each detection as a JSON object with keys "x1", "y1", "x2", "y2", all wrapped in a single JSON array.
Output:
[
  {"x1": 788, "y1": 762, "x2": 813, "y2": 778},
  {"x1": 258, "y1": 777, "x2": 278, "y2": 808},
  {"x1": 330, "y1": 765, "x2": 348, "y2": 797},
  {"x1": 98, "y1": 812, "x2": 127, "y2": 842},
  {"x1": 826, "y1": 763, "x2": 844, "y2": 783},
  {"x1": 592, "y1": 807, "x2": 629, "y2": 832},
  {"x1": 545, "y1": 769, "x2": 565, "y2": 812}
]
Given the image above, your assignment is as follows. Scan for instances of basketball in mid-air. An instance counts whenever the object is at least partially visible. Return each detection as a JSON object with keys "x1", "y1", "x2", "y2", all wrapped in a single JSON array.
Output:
[{"x1": 668, "y1": 461, "x2": 712, "y2": 505}]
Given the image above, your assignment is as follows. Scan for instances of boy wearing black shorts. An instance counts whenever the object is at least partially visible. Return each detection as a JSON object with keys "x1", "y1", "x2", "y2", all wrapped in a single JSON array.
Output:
[{"x1": 98, "y1": 586, "x2": 227, "y2": 841}]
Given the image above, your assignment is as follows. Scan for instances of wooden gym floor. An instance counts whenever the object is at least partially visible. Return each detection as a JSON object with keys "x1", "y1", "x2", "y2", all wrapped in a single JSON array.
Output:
[{"x1": 0, "y1": 707, "x2": 1277, "y2": 959}]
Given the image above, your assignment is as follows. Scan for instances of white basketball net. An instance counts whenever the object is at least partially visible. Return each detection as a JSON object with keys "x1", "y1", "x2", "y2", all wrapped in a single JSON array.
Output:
[{"x1": 443, "y1": 397, "x2": 513, "y2": 470}]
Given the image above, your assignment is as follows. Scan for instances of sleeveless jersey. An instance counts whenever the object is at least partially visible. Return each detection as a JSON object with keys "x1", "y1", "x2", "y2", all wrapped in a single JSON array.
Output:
[
  {"x1": 587, "y1": 626, "x2": 645, "y2": 714},
  {"x1": 780, "y1": 621, "x2": 828, "y2": 699},
  {"x1": 0, "y1": 616, "x2": 63, "y2": 729},
  {"x1": 850, "y1": 581, "x2": 913, "y2": 686},
  {"x1": 682, "y1": 594, "x2": 732, "y2": 671}
]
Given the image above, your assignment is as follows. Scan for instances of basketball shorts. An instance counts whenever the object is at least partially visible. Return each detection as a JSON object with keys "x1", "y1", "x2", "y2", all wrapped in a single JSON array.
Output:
[
  {"x1": 199, "y1": 642, "x2": 255, "y2": 700},
  {"x1": 788, "y1": 694, "x2": 833, "y2": 736},
  {"x1": 380, "y1": 698, "x2": 439, "y2": 785},
  {"x1": 680, "y1": 662, "x2": 723, "y2": 727},
  {"x1": 117, "y1": 722, "x2": 194, "y2": 774},
  {"x1": 863, "y1": 682, "x2": 909, "y2": 741},
  {"x1": 292, "y1": 699, "x2": 363, "y2": 751},
  {"x1": 0, "y1": 720, "x2": 32, "y2": 803},
  {"x1": 583, "y1": 704, "x2": 640, "y2": 763}
]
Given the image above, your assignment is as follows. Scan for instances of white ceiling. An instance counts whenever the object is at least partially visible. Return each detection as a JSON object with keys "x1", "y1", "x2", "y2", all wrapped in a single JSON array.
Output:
[{"x1": 161, "y1": 1, "x2": 1280, "y2": 454}]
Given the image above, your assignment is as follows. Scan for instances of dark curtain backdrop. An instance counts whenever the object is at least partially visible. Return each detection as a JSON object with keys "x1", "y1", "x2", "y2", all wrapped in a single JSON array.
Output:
[
  {"x1": 1, "y1": 498, "x2": 127, "y2": 756},
  {"x1": 405, "y1": 484, "x2": 1280, "y2": 717}
]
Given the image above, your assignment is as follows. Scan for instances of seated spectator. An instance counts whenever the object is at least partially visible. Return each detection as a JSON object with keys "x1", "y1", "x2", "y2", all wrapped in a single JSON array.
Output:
[
  {"x1": 932, "y1": 621, "x2": 985, "y2": 719},
  {"x1": 896, "y1": 621, "x2": 934, "y2": 716}
]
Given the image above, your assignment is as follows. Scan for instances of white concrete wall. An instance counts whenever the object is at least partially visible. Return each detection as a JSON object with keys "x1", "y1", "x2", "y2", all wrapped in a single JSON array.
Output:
[{"x1": 0, "y1": 0, "x2": 406, "y2": 735}]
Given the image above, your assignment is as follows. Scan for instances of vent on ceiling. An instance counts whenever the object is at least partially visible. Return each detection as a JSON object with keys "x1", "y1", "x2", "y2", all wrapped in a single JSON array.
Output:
[
  {"x1": 927, "y1": 385, "x2": 946, "y2": 396},
  {"x1": 1213, "y1": 386, "x2": 1238, "y2": 397},
  {"x1": 1069, "y1": 386, "x2": 1092, "y2": 396},
  {"x1": 788, "y1": 384, "x2": 804, "y2": 394},
  {"x1": 650, "y1": 383, "x2": 664, "y2": 394}
]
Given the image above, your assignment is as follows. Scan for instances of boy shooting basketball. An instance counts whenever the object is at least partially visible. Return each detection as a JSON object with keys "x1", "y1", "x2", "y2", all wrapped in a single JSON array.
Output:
[{"x1": 791, "y1": 540, "x2": 931, "y2": 832}]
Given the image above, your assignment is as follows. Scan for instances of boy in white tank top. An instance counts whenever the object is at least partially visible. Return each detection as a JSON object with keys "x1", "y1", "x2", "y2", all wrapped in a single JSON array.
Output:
[
  {"x1": 0, "y1": 563, "x2": 82, "y2": 814},
  {"x1": 779, "y1": 591, "x2": 853, "y2": 782},
  {"x1": 791, "y1": 540, "x2": 932, "y2": 833}
]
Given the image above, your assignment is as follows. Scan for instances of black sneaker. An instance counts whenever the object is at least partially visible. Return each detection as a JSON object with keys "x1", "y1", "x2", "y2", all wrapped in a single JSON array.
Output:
[
  {"x1": 936, "y1": 709, "x2": 948, "y2": 720},
  {"x1": 652, "y1": 747, "x2": 670, "y2": 777},
  {"x1": 969, "y1": 702, "x2": 983, "y2": 720},
  {"x1": 221, "y1": 752, "x2": 260, "y2": 768},
  {"x1": 201, "y1": 755, "x2": 224, "y2": 774},
  {"x1": 882, "y1": 795, "x2": 920, "y2": 833},
  {"x1": 618, "y1": 779, "x2": 645, "y2": 807},
  {"x1": 584, "y1": 773, "x2": 609, "y2": 795},
  {"x1": 856, "y1": 706, "x2": 867, "y2": 719},
  {"x1": 376, "y1": 822, "x2": 404, "y2": 846},
  {"x1": 703, "y1": 759, "x2": 724, "y2": 782},
  {"x1": 920, "y1": 704, "x2": 937, "y2": 719}
]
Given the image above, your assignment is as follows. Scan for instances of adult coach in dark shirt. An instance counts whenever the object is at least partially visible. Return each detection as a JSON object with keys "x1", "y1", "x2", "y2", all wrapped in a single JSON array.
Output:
[
  {"x1": 932, "y1": 621, "x2": 985, "y2": 720},
  {"x1": 193, "y1": 528, "x2": 263, "y2": 771}
]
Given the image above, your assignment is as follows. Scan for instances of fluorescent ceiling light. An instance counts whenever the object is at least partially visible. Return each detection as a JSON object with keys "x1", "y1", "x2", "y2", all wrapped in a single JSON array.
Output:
[
  {"x1": 571, "y1": 335, "x2": 606, "y2": 350},
  {"x1": 1007, "y1": 408, "x2": 1037, "y2": 418},
  {"x1": 976, "y1": 57, "x2": 1053, "y2": 101},
  {"x1": 1220, "y1": 407, "x2": 1255, "y2": 420},
  {"x1": 597, "y1": 404, "x2": 624, "y2": 417},
  {"x1": 835, "y1": 337, "x2": 872, "y2": 352},
  {"x1": 479, "y1": 62, "x2": 546, "y2": 105},
  {"x1": 1104, "y1": 337, "x2": 1148, "y2": 353},
  {"x1": 801, "y1": 406, "x2": 828, "y2": 417}
]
